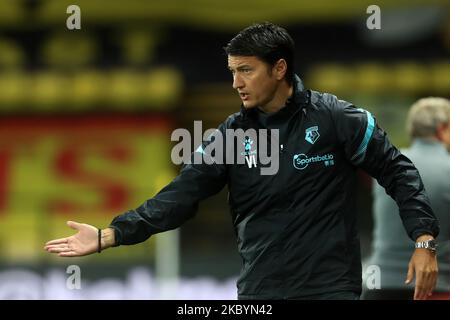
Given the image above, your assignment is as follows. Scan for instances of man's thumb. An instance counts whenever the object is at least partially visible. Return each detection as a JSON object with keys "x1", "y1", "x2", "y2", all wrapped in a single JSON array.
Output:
[
  {"x1": 67, "y1": 221, "x2": 82, "y2": 231},
  {"x1": 405, "y1": 265, "x2": 414, "y2": 284}
]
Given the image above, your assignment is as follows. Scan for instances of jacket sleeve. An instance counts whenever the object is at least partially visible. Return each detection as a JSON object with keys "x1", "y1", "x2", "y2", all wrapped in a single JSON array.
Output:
[
  {"x1": 109, "y1": 123, "x2": 228, "y2": 245},
  {"x1": 329, "y1": 94, "x2": 440, "y2": 241}
]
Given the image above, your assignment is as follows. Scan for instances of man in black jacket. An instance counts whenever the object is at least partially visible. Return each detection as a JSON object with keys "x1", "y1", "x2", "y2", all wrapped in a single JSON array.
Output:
[{"x1": 45, "y1": 22, "x2": 439, "y2": 300}]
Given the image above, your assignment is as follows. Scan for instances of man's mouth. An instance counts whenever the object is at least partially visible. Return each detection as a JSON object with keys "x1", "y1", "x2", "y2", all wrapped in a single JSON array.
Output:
[{"x1": 239, "y1": 93, "x2": 249, "y2": 101}]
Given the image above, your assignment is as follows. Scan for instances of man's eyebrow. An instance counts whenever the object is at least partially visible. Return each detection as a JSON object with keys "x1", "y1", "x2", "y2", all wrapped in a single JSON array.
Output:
[{"x1": 228, "y1": 65, "x2": 251, "y2": 71}]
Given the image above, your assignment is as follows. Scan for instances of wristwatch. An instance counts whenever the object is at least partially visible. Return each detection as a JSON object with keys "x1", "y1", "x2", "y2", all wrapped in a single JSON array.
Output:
[{"x1": 415, "y1": 239, "x2": 437, "y2": 252}]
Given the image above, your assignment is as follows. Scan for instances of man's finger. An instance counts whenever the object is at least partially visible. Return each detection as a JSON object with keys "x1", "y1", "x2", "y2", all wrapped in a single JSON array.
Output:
[
  {"x1": 414, "y1": 285, "x2": 426, "y2": 300},
  {"x1": 59, "y1": 251, "x2": 79, "y2": 257},
  {"x1": 45, "y1": 244, "x2": 70, "y2": 251},
  {"x1": 67, "y1": 221, "x2": 82, "y2": 231},
  {"x1": 427, "y1": 271, "x2": 437, "y2": 298},
  {"x1": 422, "y1": 269, "x2": 437, "y2": 299},
  {"x1": 429, "y1": 281, "x2": 436, "y2": 297},
  {"x1": 405, "y1": 264, "x2": 414, "y2": 284},
  {"x1": 421, "y1": 275, "x2": 431, "y2": 300},
  {"x1": 414, "y1": 270, "x2": 434, "y2": 300},
  {"x1": 45, "y1": 238, "x2": 68, "y2": 246},
  {"x1": 414, "y1": 270, "x2": 425, "y2": 300},
  {"x1": 46, "y1": 246, "x2": 73, "y2": 253}
]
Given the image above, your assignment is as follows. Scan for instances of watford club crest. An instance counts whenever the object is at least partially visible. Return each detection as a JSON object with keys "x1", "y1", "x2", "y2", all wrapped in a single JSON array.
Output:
[{"x1": 305, "y1": 126, "x2": 320, "y2": 144}]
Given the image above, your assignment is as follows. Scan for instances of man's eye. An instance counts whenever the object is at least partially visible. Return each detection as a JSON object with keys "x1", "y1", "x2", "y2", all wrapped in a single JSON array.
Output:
[{"x1": 242, "y1": 69, "x2": 251, "y2": 73}]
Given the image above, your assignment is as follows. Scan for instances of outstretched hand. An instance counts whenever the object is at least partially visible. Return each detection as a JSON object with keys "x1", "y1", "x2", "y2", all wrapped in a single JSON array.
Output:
[{"x1": 44, "y1": 221, "x2": 99, "y2": 257}]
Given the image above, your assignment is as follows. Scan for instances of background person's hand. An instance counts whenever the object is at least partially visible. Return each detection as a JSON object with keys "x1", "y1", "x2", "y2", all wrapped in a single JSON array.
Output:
[
  {"x1": 44, "y1": 221, "x2": 99, "y2": 257},
  {"x1": 405, "y1": 241, "x2": 438, "y2": 300}
]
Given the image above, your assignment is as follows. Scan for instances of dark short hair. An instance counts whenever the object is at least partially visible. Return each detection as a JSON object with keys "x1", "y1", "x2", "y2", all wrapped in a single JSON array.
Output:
[{"x1": 224, "y1": 22, "x2": 295, "y2": 84}]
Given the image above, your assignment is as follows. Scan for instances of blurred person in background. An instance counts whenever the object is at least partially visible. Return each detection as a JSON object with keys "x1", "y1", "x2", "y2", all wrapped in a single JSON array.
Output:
[
  {"x1": 363, "y1": 97, "x2": 450, "y2": 300},
  {"x1": 45, "y1": 22, "x2": 439, "y2": 300}
]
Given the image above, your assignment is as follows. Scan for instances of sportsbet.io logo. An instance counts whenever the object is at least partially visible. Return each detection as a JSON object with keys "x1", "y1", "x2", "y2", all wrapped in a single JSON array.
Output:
[{"x1": 293, "y1": 153, "x2": 335, "y2": 170}]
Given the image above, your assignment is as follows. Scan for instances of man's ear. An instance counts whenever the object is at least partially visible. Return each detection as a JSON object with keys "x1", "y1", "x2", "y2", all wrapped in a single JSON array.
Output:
[
  {"x1": 274, "y1": 59, "x2": 287, "y2": 80},
  {"x1": 436, "y1": 123, "x2": 445, "y2": 141}
]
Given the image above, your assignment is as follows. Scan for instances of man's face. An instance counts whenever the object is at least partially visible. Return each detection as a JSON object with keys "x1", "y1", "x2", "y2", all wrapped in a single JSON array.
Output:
[{"x1": 227, "y1": 55, "x2": 279, "y2": 110}]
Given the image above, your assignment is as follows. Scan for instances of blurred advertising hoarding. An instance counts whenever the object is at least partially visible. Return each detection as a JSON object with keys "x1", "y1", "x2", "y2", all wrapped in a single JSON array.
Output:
[{"x1": 0, "y1": 116, "x2": 176, "y2": 263}]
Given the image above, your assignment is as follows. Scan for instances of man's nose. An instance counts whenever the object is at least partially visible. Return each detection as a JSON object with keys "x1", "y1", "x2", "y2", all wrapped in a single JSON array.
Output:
[{"x1": 232, "y1": 74, "x2": 244, "y2": 90}]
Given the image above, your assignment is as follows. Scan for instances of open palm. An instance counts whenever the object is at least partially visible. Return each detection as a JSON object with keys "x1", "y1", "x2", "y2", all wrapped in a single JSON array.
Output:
[{"x1": 44, "y1": 221, "x2": 98, "y2": 257}]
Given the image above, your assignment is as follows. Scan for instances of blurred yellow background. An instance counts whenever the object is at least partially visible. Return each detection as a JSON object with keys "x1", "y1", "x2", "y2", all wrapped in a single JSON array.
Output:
[{"x1": 0, "y1": 0, "x2": 448, "y2": 299}]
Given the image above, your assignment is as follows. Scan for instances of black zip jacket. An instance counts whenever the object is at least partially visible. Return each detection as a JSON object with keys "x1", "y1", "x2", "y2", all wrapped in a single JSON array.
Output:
[{"x1": 110, "y1": 75, "x2": 439, "y2": 299}]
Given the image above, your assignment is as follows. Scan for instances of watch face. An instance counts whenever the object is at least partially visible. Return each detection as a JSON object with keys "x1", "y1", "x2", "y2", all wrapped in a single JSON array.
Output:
[{"x1": 428, "y1": 240, "x2": 437, "y2": 249}]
